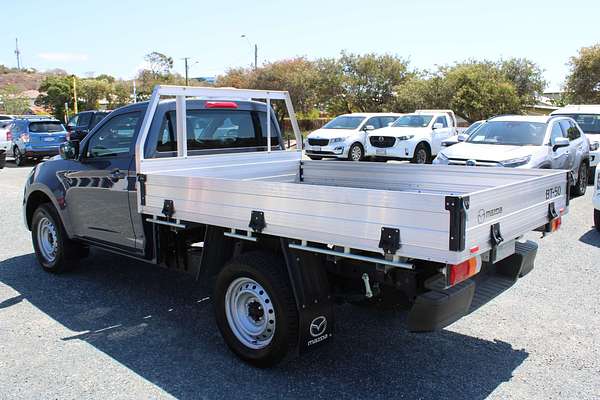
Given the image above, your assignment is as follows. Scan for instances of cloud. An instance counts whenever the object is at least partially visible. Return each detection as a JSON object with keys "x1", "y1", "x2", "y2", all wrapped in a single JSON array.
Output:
[{"x1": 37, "y1": 52, "x2": 89, "y2": 62}]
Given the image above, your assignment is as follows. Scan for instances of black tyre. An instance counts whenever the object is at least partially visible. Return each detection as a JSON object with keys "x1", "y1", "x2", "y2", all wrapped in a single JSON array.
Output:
[
  {"x1": 308, "y1": 155, "x2": 322, "y2": 160},
  {"x1": 572, "y1": 162, "x2": 588, "y2": 197},
  {"x1": 14, "y1": 146, "x2": 27, "y2": 167},
  {"x1": 588, "y1": 166, "x2": 596, "y2": 185},
  {"x1": 31, "y1": 203, "x2": 87, "y2": 273},
  {"x1": 411, "y1": 143, "x2": 430, "y2": 164},
  {"x1": 595, "y1": 209, "x2": 600, "y2": 233},
  {"x1": 214, "y1": 251, "x2": 299, "y2": 368},
  {"x1": 348, "y1": 143, "x2": 364, "y2": 161}
]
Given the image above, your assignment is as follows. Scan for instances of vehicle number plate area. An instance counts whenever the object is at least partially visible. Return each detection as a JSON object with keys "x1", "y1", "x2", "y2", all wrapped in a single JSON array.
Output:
[
  {"x1": 43, "y1": 137, "x2": 55, "y2": 142},
  {"x1": 313, "y1": 146, "x2": 321, "y2": 152},
  {"x1": 376, "y1": 149, "x2": 386, "y2": 156}
]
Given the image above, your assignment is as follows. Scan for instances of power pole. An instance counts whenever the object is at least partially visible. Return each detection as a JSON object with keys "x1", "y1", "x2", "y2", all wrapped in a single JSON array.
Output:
[
  {"x1": 14, "y1": 38, "x2": 21, "y2": 70},
  {"x1": 73, "y1": 76, "x2": 78, "y2": 114},
  {"x1": 183, "y1": 57, "x2": 189, "y2": 86},
  {"x1": 132, "y1": 80, "x2": 137, "y2": 103},
  {"x1": 254, "y1": 44, "x2": 258, "y2": 71}
]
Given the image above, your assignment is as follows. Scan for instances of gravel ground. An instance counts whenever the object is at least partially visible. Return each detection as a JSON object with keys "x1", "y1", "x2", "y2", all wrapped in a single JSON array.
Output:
[{"x1": 0, "y1": 163, "x2": 599, "y2": 400}]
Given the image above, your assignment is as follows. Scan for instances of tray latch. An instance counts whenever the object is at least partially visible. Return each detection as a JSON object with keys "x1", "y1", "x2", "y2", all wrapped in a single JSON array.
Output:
[
  {"x1": 162, "y1": 199, "x2": 175, "y2": 218},
  {"x1": 249, "y1": 211, "x2": 266, "y2": 233},
  {"x1": 379, "y1": 227, "x2": 401, "y2": 255}
]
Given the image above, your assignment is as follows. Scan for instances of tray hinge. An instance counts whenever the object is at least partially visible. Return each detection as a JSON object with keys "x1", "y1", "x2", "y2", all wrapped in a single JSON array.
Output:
[
  {"x1": 138, "y1": 174, "x2": 147, "y2": 206},
  {"x1": 544, "y1": 202, "x2": 559, "y2": 232},
  {"x1": 162, "y1": 199, "x2": 175, "y2": 218},
  {"x1": 489, "y1": 222, "x2": 504, "y2": 261},
  {"x1": 249, "y1": 210, "x2": 266, "y2": 233},
  {"x1": 378, "y1": 227, "x2": 401, "y2": 255},
  {"x1": 445, "y1": 195, "x2": 469, "y2": 252}
]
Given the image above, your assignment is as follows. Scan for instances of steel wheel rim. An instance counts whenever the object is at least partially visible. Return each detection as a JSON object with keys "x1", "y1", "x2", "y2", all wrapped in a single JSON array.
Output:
[
  {"x1": 416, "y1": 149, "x2": 427, "y2": 163},
  {"x1": 225, "y1": 277, "x2": 276, "y2": 349},
  {"x1": 37, "y1": 216, "x2": 58, "y2": 263},
  {"x1": 351, "y1": 145, "x2": 362, "y2": 161}
]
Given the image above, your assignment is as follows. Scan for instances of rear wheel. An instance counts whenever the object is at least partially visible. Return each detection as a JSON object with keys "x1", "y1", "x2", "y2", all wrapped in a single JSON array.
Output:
[
  {"x1": 595, "y1": 209, "x2": 600, "y2": 233},
  {"x1": 214, "y1": 251, "x2": 299, "y2": 367},
  {"x1": 411, "y1": 143, "x2": 430, "y2": 164},
  {"x1": 573, "y1": 162, "x2": 588, "y2": 197},
  {"x1": 14, "y1": 147, "x2": 26, "y2": 167},
  {"x1": 348, "y1": 143, "x2": 364, "y2": 162},
  {"x1": 31, "y1": 204, "x2": 87, "y2": 273}
]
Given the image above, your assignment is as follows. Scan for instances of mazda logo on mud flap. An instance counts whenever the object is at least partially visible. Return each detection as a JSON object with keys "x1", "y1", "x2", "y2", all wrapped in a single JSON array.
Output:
[{"x1": 309, "y1": 316, "x2": 327, "y2": 337}]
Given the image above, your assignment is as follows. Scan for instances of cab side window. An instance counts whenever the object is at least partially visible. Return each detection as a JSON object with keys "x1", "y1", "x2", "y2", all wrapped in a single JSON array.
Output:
[
  {"x1": 364, "y1": 117, "x2": 381, "y2": 129},
  {"x1": 77, "y1": 113, "x2": 92, "y2": 128},
  {"x1": 67, "y1": 115, "x2": 78, "y2": 131},
  {"x1": 87, "y1": 112, "x2": 140, "y2": 158},
  {"x1": 379, "y1": 116, "x2": 397, "y2": 127},
  {"x1": 559, "y1": 120, "x2": 580, "y2": 141},
  {"x1": 550, "y1": 122, "x2": 564, "y2": 143},
  {"x1": 435, "y1": 116, "x2": 448, "y2": 128}
]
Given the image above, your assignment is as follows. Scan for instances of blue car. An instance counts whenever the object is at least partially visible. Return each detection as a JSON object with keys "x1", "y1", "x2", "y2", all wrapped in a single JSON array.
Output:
[{"x1": 10, "y1": 117, "x2": 67, "y2": 166}]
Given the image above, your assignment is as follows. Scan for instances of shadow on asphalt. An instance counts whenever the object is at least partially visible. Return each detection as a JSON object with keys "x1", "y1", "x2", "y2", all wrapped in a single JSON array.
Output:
[
  {"x1": 0, "y1": 251, "x2": 528, "y2": 400},
  {"x1": 579, "y1": 228, "x2": 600, "y2": 247}
]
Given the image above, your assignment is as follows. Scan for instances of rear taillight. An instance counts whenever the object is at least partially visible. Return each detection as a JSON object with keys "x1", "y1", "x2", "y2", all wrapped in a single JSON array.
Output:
[
  {"x1": 6, "y1": 131, "x2": 12, "y2": 141},
  {"x1": 549, "y1": 215, "x2": 562, "y2": 232},
  {"x1": 21, "y1": 133, "x2": 30, "y2": 143},
  {"x1": 205, "y1": 101, "x2": 238, "y2": 109},
  {"x1": 447, "y1": 256, "x2": 481, "y2": 286}
]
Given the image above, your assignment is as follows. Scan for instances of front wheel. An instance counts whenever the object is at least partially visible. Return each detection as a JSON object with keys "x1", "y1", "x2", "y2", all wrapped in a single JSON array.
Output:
[
  {"x1": 411, "y1": 143, "x2": 430, "y2": 164},
  {"x1": 573, "y1": 163, "x2": 588, "y2": 197},
  {"x1": 31, "y1": 204, "x2": 87, "y2": 273},
  {"x1": 348, "y1": 143, "x2": 364, "y2": 161},
  {"x1": 214, "y1": 251, "x2": 299, "y2": 367},
  {"x1": 595, "y1": 209, "x2": 600, "y2": 233}
]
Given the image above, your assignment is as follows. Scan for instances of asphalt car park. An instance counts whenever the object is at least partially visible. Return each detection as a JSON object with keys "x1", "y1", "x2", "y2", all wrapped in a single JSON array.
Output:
[{"x1": 0, "y1": 163, "x2": 599, "y2": 399}]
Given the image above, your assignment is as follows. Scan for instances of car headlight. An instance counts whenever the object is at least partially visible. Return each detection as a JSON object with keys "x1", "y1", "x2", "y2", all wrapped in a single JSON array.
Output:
[
  {"x1": 397, "y1": 135, "x2": 415, "y2": 141},
  {"x1": 330, "y1": 137, "x2": 347, "y2": 143},
  {"x1": 500, "y1": 155, "x2": 531, "y2": 167},
  {"x1": 590, "y1": 141, "x2": 599, "y2": 152}
]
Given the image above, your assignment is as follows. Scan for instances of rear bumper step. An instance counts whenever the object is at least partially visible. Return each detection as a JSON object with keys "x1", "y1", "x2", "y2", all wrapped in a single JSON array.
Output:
[{"x1": 407, "y1": 240, "x2": 538, "y2": 332}]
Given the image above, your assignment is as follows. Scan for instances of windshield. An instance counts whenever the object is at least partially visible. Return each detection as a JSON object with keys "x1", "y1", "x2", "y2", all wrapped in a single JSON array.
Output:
[
  {"x1": 28, "y1": 122, "x2": 64, "y2": 133},
  {"x1": 466, "y1": 121, "x2": 547, "y2": 146},
  {"x1": 322, "y1": 116, "x2": 365, "y2": 130},
  {"x1": 463, "y1": 121, "x2": 483, "y2": 135},
  {"x1": 392, "y1": 114, "x2": 433, "y2": 128},
  {"x1": 555, "y1": 114, "x2": 600, "y2": 134}
]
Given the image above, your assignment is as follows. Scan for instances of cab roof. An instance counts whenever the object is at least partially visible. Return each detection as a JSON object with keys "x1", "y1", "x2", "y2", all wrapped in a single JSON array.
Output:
[
  {"x1": 551, "y1": 104, "x2": 600, "y2": 115},
  {"x1": 488, "y1": 115, "x2": 553, "y2": 123}
]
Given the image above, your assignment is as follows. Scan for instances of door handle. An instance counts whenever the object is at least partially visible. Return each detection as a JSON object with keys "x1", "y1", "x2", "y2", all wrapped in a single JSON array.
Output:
[{"x1": 109, "y1": 169, "x2": 126, "y2": 180}]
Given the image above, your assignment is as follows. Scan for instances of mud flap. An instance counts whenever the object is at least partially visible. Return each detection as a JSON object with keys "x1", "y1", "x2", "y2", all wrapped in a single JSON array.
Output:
[{"x1": 281, "y1": 239, "x2": 334, "y2": 354}]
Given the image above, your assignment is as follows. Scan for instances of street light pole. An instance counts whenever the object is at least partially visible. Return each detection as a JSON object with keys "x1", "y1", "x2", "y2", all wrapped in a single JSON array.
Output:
[
  {"x1": 254, "y1": 43, "x2": 258, "y2": 71},
  {"x1": 183, "y1": 57, "x2": 189, "y2": 86}
]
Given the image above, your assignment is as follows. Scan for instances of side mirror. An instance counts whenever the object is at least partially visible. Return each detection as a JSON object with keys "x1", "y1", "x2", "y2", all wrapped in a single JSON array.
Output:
[
  {"x1": 457, "y1": 133, "x2": 468, "y2": 142},
  {"x1": 551, "y1": 136, "x2": 569, "y2": 151},
  {"x1": 433, "y1": 122, "x2": 444, "y2": 130},
  {"x1": 59, "y1": 141, "x2": 79, "y2": 160},
  {"x1": 363, "y1": 125, "x2": 375, "y2": 131}
]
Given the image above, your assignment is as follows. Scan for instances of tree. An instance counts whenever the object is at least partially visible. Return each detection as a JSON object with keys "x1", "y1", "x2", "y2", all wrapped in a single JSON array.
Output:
[
  {"x1": 393, "y1": 71, "x2": 451, "y2": 112},
  {"x1": 565, "y1": 44, "x2": 600, "y2": 103},
  {"x1": 443, "y1": 62, "x2": 522, "y2": 122},
  {"x1": 144, "y1": 52, "x2": 174, "y2": 77},
  {"x1": 79, "y1": 78, "x2": 112, "y2": 110},
  {"x1": 0, "y1": 84, "x2": 29, "y2": 114},
  {"x1": 35, "y1": 75, "x2": 73, "y2": 119},
  {"x1": 500, "y1": 58, "x2": 546, "y2": 105}
]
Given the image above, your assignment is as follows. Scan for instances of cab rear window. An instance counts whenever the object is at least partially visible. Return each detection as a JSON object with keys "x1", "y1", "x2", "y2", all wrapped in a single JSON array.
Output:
[
  {"x1": 28, "y1": 122, "x2": 64, "y2": 133},
  {"x1": 156, "y1": 109, "x2": 279, "y2": 153}
]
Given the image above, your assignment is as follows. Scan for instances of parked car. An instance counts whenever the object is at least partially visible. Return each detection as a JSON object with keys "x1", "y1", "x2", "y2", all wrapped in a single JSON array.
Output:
[
  {"x1": 304, "y1": 113, "x2": 403, "y2": 161},
  {"x1": 0, "y1": 149, "x2": 5, "y2": 169},
  {"x1": 66, "y1": 110, "x2": 110, "y2": 142},
  {"x1": 0, "y1": 120, "x2": 12, "y2": 157},
  {"x1": 594, "y1": 168, "x2": 600, "y2": 232},
  {"x1": 433, "y1": 115, "x2": 590, "y2": 196},
  {"x1": 441, "y1": 120, "x2": 484, "y2": 147},
  {"x1": 23, "y1": 86, "x2": 568, "y2": 367},
  {"x1": 551, "y1": 105, "x2": 600, "y2": 184},
  {"x1": 0, "y1": 115, "x2": 15, "y2": 121},
  {"x1": 9, "y1": 117, "x2": 68, "y2": 166},
  {"x1": 364, "y1": 110, "x2": 458, "y2": 163}
]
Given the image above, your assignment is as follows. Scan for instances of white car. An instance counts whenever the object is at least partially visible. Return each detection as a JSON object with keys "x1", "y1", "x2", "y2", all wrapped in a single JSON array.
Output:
[
  {"x1": 304, "y1": 113, "x2": 403, "y2": 161},
  {"x1": 0, "y1": 120, "x2": 12, "y2": 154},
  {"x1": 552, "y1": 105, "x2": 600, "y2": 183},
  {"x1": 364, "y1": 110, "x2": 458, "y2": 163},
  {"x1": 594, "y1": 168, "x2": 600, "y2": 232}
]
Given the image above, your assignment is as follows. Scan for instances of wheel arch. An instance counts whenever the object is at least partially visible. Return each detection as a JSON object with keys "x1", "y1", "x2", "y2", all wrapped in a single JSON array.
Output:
[{"x1": 25, "y1": 186, "x2": 73, "y2": 237}]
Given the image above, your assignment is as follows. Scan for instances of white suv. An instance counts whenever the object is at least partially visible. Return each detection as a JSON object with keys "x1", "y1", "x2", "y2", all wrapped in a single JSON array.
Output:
[
  {"x1": 552, "y1": 105, "x2": 600, "y2": 184},
  {"x1": 305, "y1": 113, "x2": 403, "y2": 161},
  {"x1": 364, "y1": 110, "x2": 458, "y2": 163},
  {"x1": 594, "y1": 168, "x2": 600, "y2": 232}
]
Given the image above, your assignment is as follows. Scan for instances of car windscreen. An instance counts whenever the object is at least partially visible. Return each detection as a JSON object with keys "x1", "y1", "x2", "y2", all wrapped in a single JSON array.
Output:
[
  {"x1": 28, "y1": 122, "x2": 64, "y2": 133},
  {"x1": 392, "y1": 114, "x2": 433, "y2": 128},
  {"x1": 463, "y1": 121, "x2": 483, "y2": 135},
  {"x1": 322, "y1": 116, "x2": 365, "y2": 129},
  {"x1": 92, "y1": 113, "x2": 109, "y2": 127},
  {"x1": 555, "y1": 114, "x2": 600, "y2": 134},
  {"x1": 466, "y1": 121, "x2": 547, "y2": 146}
]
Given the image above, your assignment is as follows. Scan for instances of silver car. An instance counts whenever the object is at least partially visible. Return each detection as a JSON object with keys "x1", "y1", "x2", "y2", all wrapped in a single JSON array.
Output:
[{"x1": 434, "y1": 115, "x2": 590, "y2": 196}]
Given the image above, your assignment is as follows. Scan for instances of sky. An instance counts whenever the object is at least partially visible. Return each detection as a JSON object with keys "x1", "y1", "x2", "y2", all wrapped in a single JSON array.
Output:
[{"x1": 1, "y1": 0, "x2": 598, "y2": 91}]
